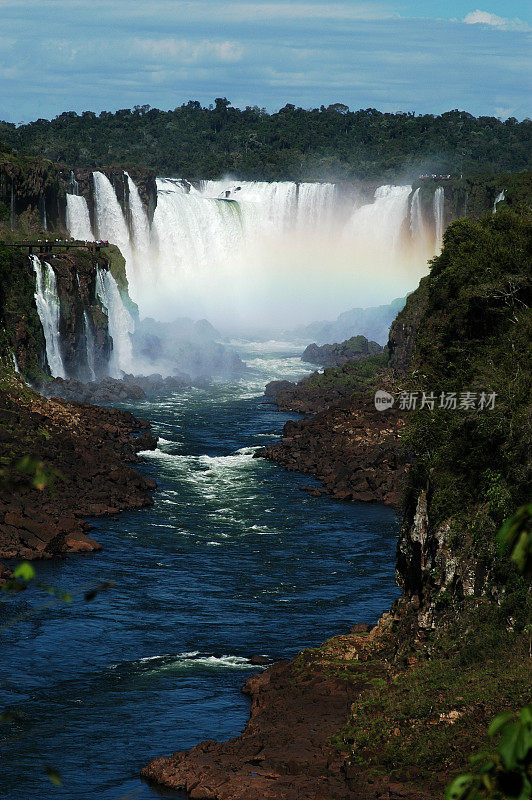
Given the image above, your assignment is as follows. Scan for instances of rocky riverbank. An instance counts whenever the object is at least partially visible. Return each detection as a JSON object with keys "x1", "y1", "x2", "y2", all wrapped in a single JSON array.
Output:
[
  {"x1": 141, "y1": 616, "x2": 428, "y2": 800},
  {"x1": 256, "y1": 392, "x2": 405, "y2": 506},
  {"x1": 0, "y1": 372, "x2": 157, "y2": 572}
]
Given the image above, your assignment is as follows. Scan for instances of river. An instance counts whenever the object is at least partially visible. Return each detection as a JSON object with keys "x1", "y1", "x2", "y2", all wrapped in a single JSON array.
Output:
[{"x1": 0, "y1": 341, "x2": 400, "y2": 800}]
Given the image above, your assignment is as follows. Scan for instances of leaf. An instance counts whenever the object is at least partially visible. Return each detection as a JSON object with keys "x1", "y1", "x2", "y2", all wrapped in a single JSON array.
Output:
[
  {"x1": 497, "y1": 722, "x2": 521, "y2": 770},
  {"x1": 45, "y1": 767, "x2": 62, "y2": 787},
  {"x1": 446, "y1": 774, "x2": 474, "y2": 800},
  {"x1": 12, "y1": 562, "x2": 35, "y2": 582}
]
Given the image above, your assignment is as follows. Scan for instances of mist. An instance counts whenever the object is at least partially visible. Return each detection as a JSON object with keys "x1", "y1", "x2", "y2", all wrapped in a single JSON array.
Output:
[{"x1": 109, "y1": 176, "x2": 438, "y2": 335}]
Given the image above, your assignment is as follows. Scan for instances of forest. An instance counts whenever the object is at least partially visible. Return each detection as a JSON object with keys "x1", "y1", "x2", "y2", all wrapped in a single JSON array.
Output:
[{"x1": 0, "y1": 100, "x2": 531, "y2": 181}]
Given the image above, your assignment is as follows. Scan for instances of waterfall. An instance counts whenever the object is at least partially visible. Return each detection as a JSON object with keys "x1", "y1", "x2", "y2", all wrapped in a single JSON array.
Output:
[
  {"x1": 70, "y1": 170, "x2": 79, "y2": 195},
  {"x1": 83, "y1": 311, "x2": 97, "y2": 381},
  {"x1": 345, "y1": 185, "x2": 411, "y2": 249},
  {"x1": 297, "y1": 183, "x2": 336, "y2": 230},
  {"x1": 66, "y1": 194, "x2": 94, "y2": 240},
  {"x1": 433, "y1": 187, "x2": 444, "y2": 254},
  {"x1": 39, "y1": 197, "x2": 48, "y2": 231},
  {"x1": 152, "y1": 179, "x2": 245, "y2": 278},
  {"x1": 93, "y1": 171, "x2": 131, "y2": 257},
  {"x1": 32, "y1": 255, "x2": 66, "y2": 378},
  {"x1": 96, "y1": 268, "x2": 134, "y2": 377},
  {"x1": 12, "y1": 352, "x2": 20, "y2": 374},
  {"x1": 493, "y1": 190, "x2": 505, "y2": 213},
  {"x1": 409, "y1": 188, "x2": 423, "y2": 238},
  {"x1": 94, "y1": 173, "x2": 434, "y2": 329},
  {"x1": 125, "y1": 172, "x2": 151, "y2": 252}
]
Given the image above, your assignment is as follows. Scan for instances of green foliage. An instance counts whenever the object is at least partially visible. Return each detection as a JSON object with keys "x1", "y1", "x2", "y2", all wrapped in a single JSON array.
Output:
[
  {"x1": 337, "y1": 610, "x2": 531, "y2": 793},
  {"x1": 446, "y1": 706, "x2": 532, "y2": 800},
  {"x1": 303, "y1": 352, "x2": 388, "y2": 392},
  {"x1": 2, "y1": 104, "x2": 531, "y2": 180},
  {"x1": 1, "y1": 560, "x2": 35, "y2": 593},
  {"x1": 0, "y1": 243, "x2": 48, "y2": 382},
  {"x1": 497, "y1": 505, "x2": 532, "y2": 579},
  {"x1": 402, "y1": 211, "x2": 531, "y2": 532},
  {"x1": 45, "y1": 767, "x2": 62, "y2": 787}
]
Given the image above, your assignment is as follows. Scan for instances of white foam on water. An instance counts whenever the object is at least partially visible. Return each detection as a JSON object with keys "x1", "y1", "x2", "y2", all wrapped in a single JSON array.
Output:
[{"x1": 112, "y1": 651, "x2": 264, "y2": 673}]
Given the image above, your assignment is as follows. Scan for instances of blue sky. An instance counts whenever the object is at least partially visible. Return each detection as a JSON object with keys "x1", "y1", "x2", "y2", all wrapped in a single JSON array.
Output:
[{"x1": 0, "y1": 1, "x2": 530, "y2": 123}]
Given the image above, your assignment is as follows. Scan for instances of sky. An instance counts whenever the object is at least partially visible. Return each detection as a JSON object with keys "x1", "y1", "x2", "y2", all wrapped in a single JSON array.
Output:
[{"x1": 0, "y1": 1, "x2": 530, "y2": 123}]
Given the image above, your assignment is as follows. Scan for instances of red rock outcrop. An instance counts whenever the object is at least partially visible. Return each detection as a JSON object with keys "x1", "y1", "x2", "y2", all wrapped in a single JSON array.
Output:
[{"x1": 141, "y1": 622, "x2": 435, "y2": 800}]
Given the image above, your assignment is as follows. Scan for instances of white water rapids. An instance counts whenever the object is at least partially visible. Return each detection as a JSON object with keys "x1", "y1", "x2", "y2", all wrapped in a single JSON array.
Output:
[{"x1": 65, "y1": 173, "x2": 444, "y2": 332}]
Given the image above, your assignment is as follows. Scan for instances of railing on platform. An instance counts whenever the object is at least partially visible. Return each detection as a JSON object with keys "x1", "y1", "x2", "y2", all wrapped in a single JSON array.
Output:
[{"x1": 0, "y1": 241, "x2": 108, "y2": 255}]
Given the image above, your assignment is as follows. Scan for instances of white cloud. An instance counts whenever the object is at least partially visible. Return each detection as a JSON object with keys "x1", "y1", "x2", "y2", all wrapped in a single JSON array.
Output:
[
  {"x1": 134, "y1": 38, "x2": 243, "y2": 64},
  {"x1": 464, "y1": 10, "x2": 530, "y2": 32}
]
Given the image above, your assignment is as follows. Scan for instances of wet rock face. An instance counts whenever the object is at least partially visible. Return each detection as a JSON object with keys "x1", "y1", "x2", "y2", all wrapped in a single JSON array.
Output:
[
  {"x1": 395, "y1": 490, "x2": 496, "y2": 628},
  {"x1": 0, "y1": 383, "x2": 157, "y2": 568},
  {"x1": 50, "y1": 252, "x2": 112, "y2": 381}
]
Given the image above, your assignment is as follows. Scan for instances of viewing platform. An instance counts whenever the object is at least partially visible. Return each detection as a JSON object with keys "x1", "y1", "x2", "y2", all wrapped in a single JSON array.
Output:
[{"x1": 1, "y1": 240, "x2": 108, "y2": 256}]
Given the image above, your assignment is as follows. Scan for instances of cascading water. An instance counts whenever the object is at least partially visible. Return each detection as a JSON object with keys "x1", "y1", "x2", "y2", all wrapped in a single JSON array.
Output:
[
  {"x1": 96, "y1": 268, "x2": 135, "y2": 377},
  {"x1": 32, "y1": 255, "x2": 66, "y2": 378},
  {"x1": 88, "y1": 172, "x2": 440, "y2": 330},
  {"x1": 70, "y1": 170, "x2": 79, "y2": 195},
  {"x1": 433, "y1": 187, "x2": 444, "y2": 254},
  {"x1": 344, "y1": 185, "x2": 411, "y2": 249},
  {"x1": 296, "y1": 183, "x2": 336, "y2": 230},
  {"x1": 409, "y1": 188, "x2": 423, "y2": 238},
  {"x1": 125, "y1": 172, "x2": 151, "y2": 252},
  {"x1": 93, "y1": 171, "x2": 131, "y2": 258},
  {"x1": 83, "y1": 311, "x2": 97, "y2": 381},
  {"x1": 66, "y1": 194, "x2": 94, "y2": 241},
  {"x1": 493, "y1": 190, "x2": 505, "y2": 213}
]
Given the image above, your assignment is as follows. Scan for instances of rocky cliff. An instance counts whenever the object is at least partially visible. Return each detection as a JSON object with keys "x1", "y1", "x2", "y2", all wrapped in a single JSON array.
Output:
[{"x1": 0, "y1": 146, "x2": 157, "y2": 239}]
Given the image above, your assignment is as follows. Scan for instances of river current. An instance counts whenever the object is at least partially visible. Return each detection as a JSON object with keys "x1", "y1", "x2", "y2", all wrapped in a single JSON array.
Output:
[{"x1": 0, "y1": 341, "x2": 399, "y2": 800}]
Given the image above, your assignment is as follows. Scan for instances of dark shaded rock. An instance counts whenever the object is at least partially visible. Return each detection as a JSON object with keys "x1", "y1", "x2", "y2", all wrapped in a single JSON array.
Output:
[
  {"x1": 264, "y1": 379, "x2": 295, "y2": 397},
  {"x1": 249, "y1": 655, "x2": 270, "y2": 665},
  {"x1": 39, "y1": 376, "x2": 146, "y2": 404},
  {"x1": 302, "y1": 336, "x2": 382, "y2": 368},
  {"x1": 257, "y1": 394, "x2": 405, "y2": 508}
]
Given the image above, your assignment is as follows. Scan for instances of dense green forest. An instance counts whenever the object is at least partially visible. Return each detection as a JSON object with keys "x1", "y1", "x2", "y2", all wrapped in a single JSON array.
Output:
[{"x1": 1, "y1": 100, "x2": 530, "y2": 181}]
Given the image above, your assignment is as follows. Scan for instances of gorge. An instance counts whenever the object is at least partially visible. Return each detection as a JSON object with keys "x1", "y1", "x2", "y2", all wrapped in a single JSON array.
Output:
[{"x1": 0, "y1": 150, "x2": 530, "y2": 800}]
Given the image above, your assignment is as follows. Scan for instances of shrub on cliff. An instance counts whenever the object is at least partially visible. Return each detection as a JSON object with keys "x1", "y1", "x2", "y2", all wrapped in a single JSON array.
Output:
[{"x1": 403, "y1": 211, "x2": 531, "y2": 524}]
